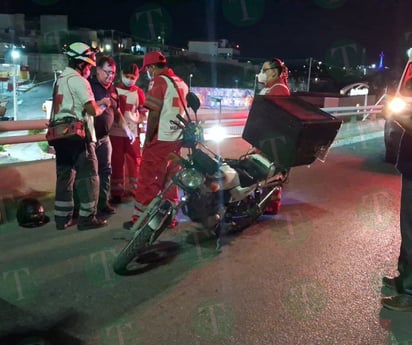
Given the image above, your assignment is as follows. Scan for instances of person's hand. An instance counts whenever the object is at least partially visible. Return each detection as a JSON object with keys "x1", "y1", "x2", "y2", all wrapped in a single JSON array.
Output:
[
  {"x1": 99, "y1": 97, "x2": 110, "y2": 108},
  {"x1": 125, "y1": 128, "x2": 136, "y2": 144}
]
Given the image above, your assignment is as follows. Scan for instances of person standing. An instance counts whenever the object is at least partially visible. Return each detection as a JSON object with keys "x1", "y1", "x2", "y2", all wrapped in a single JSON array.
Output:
[
  {"x1": 381, "y1": 114, "x2": 412, "y2": 311},
  {"x1": 89, "y1": 56, "x2": 135, "y2": 215},
  {"x1": 110, "y1": 63, "x2": 147, "y2": 204},
  {"x1": 256, "y1": 57, "x2": 291, "y2": 215},
  {"x1": 123, "y1": 51, "x2": 188, "y2": 229},
  {"x1": 52, "y1": 42, "x2": 109, "y2": 231},
  {"x1": 257, "y1": 58, "x2": 290, "y2": 96}
]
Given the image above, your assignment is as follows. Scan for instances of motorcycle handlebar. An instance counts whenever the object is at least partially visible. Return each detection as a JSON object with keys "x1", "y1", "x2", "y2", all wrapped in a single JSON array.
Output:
[
  {"x1": 176, "y1": 113, "x2": 188, "y2": 125},
  {"x1": 170, "y1": 119, "x2": 185, "y2": 129}
]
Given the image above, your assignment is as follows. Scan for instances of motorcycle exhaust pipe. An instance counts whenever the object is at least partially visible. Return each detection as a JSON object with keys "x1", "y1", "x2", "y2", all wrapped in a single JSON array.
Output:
[{"x1": 257, "y1": 186, "x2": 281, "y2": 210}]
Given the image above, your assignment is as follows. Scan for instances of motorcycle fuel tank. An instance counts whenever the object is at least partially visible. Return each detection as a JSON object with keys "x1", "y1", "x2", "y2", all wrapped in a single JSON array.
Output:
[
  {"x1": 242, "y1": 95, "x2": 342, "y2": 168},
  {"x1": 219, "y1": 164, "x2": 240, "y2": 190}
]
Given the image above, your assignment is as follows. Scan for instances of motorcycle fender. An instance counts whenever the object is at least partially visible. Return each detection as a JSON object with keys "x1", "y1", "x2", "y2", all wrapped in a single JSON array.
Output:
[{"x1": 147, "y1": 200, "x2": 174, "y2": 231}]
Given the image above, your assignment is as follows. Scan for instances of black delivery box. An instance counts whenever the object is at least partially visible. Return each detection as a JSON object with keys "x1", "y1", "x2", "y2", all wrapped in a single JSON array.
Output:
[{"x1": 242, "y1": 95, "x2": 342, "y2": 168}]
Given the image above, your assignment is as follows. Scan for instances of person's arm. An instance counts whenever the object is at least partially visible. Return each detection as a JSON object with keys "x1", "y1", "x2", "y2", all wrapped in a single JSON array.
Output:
[
  {"x1": 114, "y1": 106, "x2": 136, "y2": 143},
  {"x1": 144, "y1": 109, "x2": 160, "y2": 146},
  {"x1": 83, "y1": 98, "x2": 110, "y2": 117}
]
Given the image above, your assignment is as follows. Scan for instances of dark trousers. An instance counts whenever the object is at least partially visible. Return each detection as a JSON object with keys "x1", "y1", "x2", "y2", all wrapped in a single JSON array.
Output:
[
  {"x1": 397, "y1": 175, "x2": 412, "y2": 293},
  {"x1": 53, "y1": 139, "x2": 99, "y2": 224},
  {"x1": 95, "y1": 135, "x2": 112, "y2": 209}
]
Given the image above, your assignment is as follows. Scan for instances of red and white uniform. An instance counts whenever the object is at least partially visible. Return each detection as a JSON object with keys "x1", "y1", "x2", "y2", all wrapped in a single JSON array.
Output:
[
  {"x1": 132, "y1": 68, "x2": 188, "y2": 221},
  {"x1": 259, "y1": 79, "x2": 290, "y2": 96},
  {"x1": 259, "y1": 77, "x2": 290, "y2": 215},
  {"x1": 109, "y1": 83, "x2": 146, "y2": 198},
  {"x1": 54, "y1": 67, "x2": 97, "y2": 142}
]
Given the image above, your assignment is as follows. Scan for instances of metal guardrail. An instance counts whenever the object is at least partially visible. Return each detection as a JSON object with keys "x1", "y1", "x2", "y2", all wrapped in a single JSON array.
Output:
[{"x1": 0, "y1": 105, "x2": 384, "y2": 146}]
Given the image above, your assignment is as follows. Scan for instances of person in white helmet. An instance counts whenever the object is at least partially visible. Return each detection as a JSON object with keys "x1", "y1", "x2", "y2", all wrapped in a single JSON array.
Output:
[
  {"x1": 52, "y1": 42, "x2": 109, "y2": 231},
  {"x1": 123, "y1": 51, "x2": 188, "y2": 230}
]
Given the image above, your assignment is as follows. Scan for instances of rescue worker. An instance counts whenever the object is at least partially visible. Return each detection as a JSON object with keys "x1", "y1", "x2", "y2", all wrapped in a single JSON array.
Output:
[
  {"x1": 52, "y1": 42, "x2": 109, "y2": 231},
  {"x1": 257, "y1": 58, "x2": 290, "y2": 96},
  {"x1": 110, "y1": 63, "x2": 147, "y2": 204},
  {"x1": 123, "y1": 51, "x2": 188, "y2": 229},
  {"x1": 89, "y1": 56, "x2": 135, "y2": 215},
  {"x1": 256, "y1": 58, "x2": 291, "y2": 215}
]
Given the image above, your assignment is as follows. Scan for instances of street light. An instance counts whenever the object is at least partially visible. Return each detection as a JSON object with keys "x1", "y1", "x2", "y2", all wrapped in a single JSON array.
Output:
[
  {"x1": 11, "y1": 49, "x2": 20, "y2": 62},
  {"x1": 189, "y1": 73, "x2": 193, "y2": 89},
  {"x1": 235, "y1": 79, "x2": 238, "y2": 88}
]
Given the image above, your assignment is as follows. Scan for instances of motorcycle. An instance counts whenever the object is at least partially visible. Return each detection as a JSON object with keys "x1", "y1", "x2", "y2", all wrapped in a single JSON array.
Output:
[{"x1": 112, "y1": 93, "x2": 289, "y2": 275}]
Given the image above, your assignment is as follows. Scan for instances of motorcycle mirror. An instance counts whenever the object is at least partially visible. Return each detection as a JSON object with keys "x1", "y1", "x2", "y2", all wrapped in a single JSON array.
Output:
[{"x1": 186, "y1": 92, "x2": 200, "y2": 113}]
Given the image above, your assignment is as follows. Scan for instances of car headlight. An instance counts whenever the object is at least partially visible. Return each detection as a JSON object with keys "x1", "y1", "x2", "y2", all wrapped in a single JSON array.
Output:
[
  {"x1": 388, "y1": 97, "x2": 407, "y2": 113},
  {"x1": 180, "y1": 168, "x2": 204, "y2": 189}
]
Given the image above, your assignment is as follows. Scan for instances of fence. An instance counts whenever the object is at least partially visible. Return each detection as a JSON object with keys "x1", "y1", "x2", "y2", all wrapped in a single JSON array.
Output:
[{"x1": 0, "y1": 104, "x2": 384, "y2": 146}]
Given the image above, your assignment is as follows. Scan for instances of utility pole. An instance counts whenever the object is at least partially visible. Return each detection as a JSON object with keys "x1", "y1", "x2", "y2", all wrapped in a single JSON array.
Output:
[
  {"x1": 111, "y1": 29, "x2": 114, "y2": 55},
  {"x1": 307, "y1": 57, "x2": 313, "y2": 92}
]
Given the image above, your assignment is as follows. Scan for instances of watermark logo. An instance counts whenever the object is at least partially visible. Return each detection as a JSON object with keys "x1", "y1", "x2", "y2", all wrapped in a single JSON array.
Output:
[
  {"x1": 191, "y1": 299, "x2": 234, "y2": 341},
  {"x1": 269, "y1": 209, "x2": 313, "y2": 248},
  {"x1": 99, "y1": 319, "x2": 141, "y2": 345},
  {"x1": 314, "y1": 0, "x2": 347, "y2": 9},
  {"x1": 356, "y1": 188, "x2": 398, "y2": 232},
  {"x1": 325, "y1": 40, "x2": 365, "y2": 83},
  {"x1": 84, "y1": 246, "x2": 121, "y2": 287},
  {"x1": 129, "y1": 3, "x2": 173, "y2": 44},
  {"x1": 399, "y1": 29, "x2": 412, "y2": 59},
  {"x1": 284, "y1": 279, "x2": 327, "y2": 320},
  {"x1": 222, "y1": 0, "x2": 265, "y2": 27},
  {"x1": 0, "y1": 264, "x2": 39, "y2": 304}
]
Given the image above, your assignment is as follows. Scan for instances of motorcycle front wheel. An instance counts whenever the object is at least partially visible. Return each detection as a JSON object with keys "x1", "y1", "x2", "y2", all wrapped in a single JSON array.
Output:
[{"x1": 112, "y1": 223, "x2": 155, "y2": 275}]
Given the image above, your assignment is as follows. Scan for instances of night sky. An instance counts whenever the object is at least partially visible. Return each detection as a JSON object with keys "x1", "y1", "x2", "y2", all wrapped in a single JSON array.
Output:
[{"x1": 2, "y1": 0, "x2": 412, "y2": 69}]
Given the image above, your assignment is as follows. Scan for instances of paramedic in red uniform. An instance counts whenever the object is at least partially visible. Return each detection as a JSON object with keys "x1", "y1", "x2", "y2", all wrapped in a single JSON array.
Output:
[
  {"x1": 123, "y1": 51, "x2": 188, "y2": 230},
  {"x1": 110, "y1": 63, "x2": 147, "y2": 204},
  {"x1": 257, "y1": 58, "x2": 290, "y2": 215}
]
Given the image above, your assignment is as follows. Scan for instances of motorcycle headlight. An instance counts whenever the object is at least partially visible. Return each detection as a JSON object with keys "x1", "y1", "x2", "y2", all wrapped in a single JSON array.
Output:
[
  {"x1": 388, "y1": 97, "x2": 407, "y2": 114},
  {"x1": 180, "y1": 168, "x2": 204, "y2": 189}
]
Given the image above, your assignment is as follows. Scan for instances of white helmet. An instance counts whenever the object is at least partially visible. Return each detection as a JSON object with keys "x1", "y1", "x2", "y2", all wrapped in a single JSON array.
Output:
[{"x1": 63, "y1": 42, "x2": 97, "y2": 66}]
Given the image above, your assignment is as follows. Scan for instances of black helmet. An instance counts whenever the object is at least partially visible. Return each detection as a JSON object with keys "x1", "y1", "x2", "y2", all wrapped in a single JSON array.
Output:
[
  {"x1": 16, "y1": 198, "x2": 50, "y2": 228},
  {"x1": 62, "y1": 42, "x2": 98, "y2": 66}
]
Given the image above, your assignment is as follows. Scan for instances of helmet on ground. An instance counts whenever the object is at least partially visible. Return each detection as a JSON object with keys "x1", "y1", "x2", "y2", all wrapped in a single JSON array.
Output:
[
  {"x1": 141, "y1": 51, "x2": 167, "y2": 71},
  {"x1": 16, "y1": 198, "x2": 50, "y2": 228},
  {"x1": 63, "y1": 42, "x2": 98, "y2": 66}
]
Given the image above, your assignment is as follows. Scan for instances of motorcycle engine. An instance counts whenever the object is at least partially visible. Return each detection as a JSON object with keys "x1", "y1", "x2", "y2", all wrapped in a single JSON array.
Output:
[{"x1": 182, "y1": 189, "x2": 224, "y2": 229}]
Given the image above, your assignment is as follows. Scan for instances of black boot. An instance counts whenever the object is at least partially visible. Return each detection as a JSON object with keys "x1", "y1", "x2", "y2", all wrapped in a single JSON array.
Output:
[
  {"x1": 381, "y1": 266, "x2": 412, "y2": 311},
  {"x1": 77, "y1": 215, "x2": 107, "y2": 231}
]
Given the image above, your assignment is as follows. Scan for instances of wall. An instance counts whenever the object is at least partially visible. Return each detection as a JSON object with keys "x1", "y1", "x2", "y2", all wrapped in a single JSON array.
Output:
[{"x1": 27, "y1": 53, "x2": 67, "y2": 74}]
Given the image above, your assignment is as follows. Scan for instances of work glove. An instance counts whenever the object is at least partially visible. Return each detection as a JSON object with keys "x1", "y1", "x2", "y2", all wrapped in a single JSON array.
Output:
[{"x1": 124, "y1": 127, "x2": 136, "y2": 144}]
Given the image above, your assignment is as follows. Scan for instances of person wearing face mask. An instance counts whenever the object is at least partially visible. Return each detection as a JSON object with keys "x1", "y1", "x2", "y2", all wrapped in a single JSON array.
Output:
[
  {"x1": 52, "y1": 42, "x2": 109, "y2": 231},
  {"x1": 257, "y1": 58, "x2": 290, "y2": 96},
  {"x1": 88, "y1": 56, "x2": 136, "y2": 216},
  {"x1": 109, "y1": 63, "x2": 147, "y2": 204},
  {"x1": 123, "y1": 51, "x2": 188, "y2": 230},
  {"x1": 256, "y1": 58, "x2": 290, "y2": 215}
]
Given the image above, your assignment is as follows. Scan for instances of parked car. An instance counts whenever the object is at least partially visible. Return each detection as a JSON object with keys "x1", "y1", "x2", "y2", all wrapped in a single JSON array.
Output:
[{"x1": 383, "y1": 49, "x2": 412, "y2": 163}]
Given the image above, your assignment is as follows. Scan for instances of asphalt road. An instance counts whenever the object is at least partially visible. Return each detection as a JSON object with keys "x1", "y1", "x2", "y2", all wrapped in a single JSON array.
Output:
[{"x1": 0, "y1": 136, "x2": 410, "y2": 345}]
